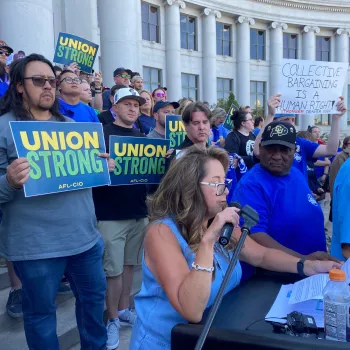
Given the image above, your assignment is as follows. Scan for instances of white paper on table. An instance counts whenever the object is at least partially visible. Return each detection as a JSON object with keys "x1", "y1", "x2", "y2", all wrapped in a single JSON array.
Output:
[
  {"x1": 288, "y1": 274, "x2": 329, "y2": 304},
  {"x1": 265, "y1": 285, "x2": 324, "y2": 327}
]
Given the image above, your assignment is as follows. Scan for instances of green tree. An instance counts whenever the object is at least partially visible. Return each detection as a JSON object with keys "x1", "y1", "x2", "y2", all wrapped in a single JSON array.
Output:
[{"x1": 216, "y1": 92, "x2": 240, "y2": 112}]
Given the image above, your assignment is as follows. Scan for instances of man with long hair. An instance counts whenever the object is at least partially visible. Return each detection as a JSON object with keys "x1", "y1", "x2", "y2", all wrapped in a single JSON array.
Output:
[{"x1": 0, "y1": 54, "x2": 108, "y2": 349}]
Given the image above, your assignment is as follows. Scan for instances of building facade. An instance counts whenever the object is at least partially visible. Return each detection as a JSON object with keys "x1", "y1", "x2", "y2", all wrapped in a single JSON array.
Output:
[{"x1": 1, "y1": 0, "x2": 350, "y2": 134}]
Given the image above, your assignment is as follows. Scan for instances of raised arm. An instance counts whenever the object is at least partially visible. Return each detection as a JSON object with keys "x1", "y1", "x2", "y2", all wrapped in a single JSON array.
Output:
[
  {"x1": 253, "y1": 94, "x2": 280, "y2": 158},
  {"x1": 313, "y1": 97, "x2": 346, "y2": 158}
]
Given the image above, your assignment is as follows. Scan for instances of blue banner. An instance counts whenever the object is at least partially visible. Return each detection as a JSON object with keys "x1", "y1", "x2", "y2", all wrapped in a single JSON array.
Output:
[
  {"x1": 10, "y1": 121, "x2": 110, "y2": 197},
  {"x1": 165, "y1": 115, "x2": 186, "y2": 148},
  {"x1": 109, "y1": 136, "x2": 170, "y2": 185},
  {"x1": 53, "y1": 32, "x2": 99, "y2": 73}
]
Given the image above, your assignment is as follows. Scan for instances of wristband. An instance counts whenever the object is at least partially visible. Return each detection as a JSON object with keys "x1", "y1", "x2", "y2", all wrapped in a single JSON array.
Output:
[
  {"x1": 323, "y1": 173, "x2": 328, "y2": 176},
  {"x1": 297, "y1": 258, "x2": 307, "y2": 278},
  {"x1": 191, "y1": 262, "x2": 214, "y2": 273}
]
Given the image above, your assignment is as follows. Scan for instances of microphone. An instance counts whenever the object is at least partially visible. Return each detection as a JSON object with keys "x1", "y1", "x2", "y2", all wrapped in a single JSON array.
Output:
[{"x1": 218, "y1": 201, "x2": 242, "y2": 246}]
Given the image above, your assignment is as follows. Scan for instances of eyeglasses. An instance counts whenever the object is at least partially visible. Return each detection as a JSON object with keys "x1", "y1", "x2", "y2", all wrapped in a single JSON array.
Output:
[
  {"x1": 118, "y1": 73, "x2": 131, "y2": 79},
  {"x1": 24, "y1": 77, "x2": 57, "y2": 88},
  {"x1": 60, "y1": 77, "x2": 82, "y2": 85},
  {"x1": 0, "y1": 50, "x2": 10, "y2": 57},
  {"x1": 156, "y1": 93, "x2": 165, "y2": 97},
  {"x1": 200, "y1": 179, "x2": 232, "y2": 196}
]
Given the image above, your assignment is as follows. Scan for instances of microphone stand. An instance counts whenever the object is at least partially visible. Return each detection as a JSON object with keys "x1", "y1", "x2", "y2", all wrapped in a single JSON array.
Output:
[{"x1": 194, "y1": 206, "x2": 259, "y2": 350}]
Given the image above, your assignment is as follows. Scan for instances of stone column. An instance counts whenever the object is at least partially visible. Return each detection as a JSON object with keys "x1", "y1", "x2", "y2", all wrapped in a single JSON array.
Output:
[
  {"x1": 164, "y1": 0, "x2": 185, "y2": 101},
  {"x1": 0, "y1": 0, "x2": 55, "y2": 60},
  {"x1": 236, "y1": 16, "x2": 255, "y2": 107},
  {"x1": 301, "y1": 26, "x2": 320, "y2": 130},
  {"x1": 269, "y1": 22, "x2": 288, "y2": 96},
  {"x1": 335, "y1": 28, "x2": 350, "y2": 132},
  {"x1": 202, "y1": 8, "x2": 221, "y2": 106},
  {"x1": 99, "y1": 0, "x2": 141, "y2": 86}
]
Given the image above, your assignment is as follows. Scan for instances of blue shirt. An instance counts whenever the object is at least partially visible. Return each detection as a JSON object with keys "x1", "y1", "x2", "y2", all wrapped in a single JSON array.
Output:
[
  {"x1": 233, "y1": 164, "x2": 326, "y2": 281},
  {"x1": 253, "y1": 127, "x2": 260, "y2": 137},
  {"x1": 210, "y1": 124, "x2": 229, "y2": 144},
  {"x1": 130, "y1": 217, "x2": 242, "y2": 350},
  {"x1": 293, "y1": 136, "x2": 319, "y2": 180},
  {"x1": 331, "y1": 158, "x2": 350, "y2": 261},
  {"x1": 59, "y1": 99, "x2": 100, "y2": 123},
  {"x1": 138, "y1": 113, "x2": 156, "y2": 135}
]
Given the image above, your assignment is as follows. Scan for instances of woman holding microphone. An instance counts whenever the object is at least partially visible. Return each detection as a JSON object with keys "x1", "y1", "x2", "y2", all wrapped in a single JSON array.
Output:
[{"x1": 130, "y1": 146, "x2": 341, "y2": 350}]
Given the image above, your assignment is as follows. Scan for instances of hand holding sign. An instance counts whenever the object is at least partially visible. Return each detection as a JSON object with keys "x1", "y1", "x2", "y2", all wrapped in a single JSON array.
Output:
[
  {"x1": 267, "y1": 94, "x2": 281, "y2": 118},
  {"x1": 334, "y1": 96, "x2": 346, "y2": 118},
  {"x1": 94, "y1": 72, "x2": 102, "y2": 89},
  {"x1": 97, "y1": 152, "x2": 116, "y2": 172},
  {"x1": 7, "y1": 158, "x2": 30, "y2": 189},
  {"x1": 66, "y1": 62, "x2": 80, "y2": 76}
]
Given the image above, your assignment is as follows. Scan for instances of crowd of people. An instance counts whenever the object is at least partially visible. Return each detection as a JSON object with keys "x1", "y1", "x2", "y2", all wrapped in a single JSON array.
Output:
[{"x1": 0, "y1": 38, "x2": 349, "y2": 350}]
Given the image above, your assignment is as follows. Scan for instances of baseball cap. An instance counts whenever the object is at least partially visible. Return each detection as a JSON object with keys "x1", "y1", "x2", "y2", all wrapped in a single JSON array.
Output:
[
  {"x1": 0, "y1": 41, "x2": 13, "y2": 54},
  {"x1": 114, "y1": 88, "x2": 146, "y2": 105},
  {"x1": 153, "y1": 100, "x2": 180, "y2": 114},
  {"x1": 274, "y1": 113, "x2": 297, "y2": 119},
  {"x1": 113, "y1": 67, "x2": 132, "y2": 77},
  {"x1": 261, "y1": 121, "x2": 296, "y2": 149}
]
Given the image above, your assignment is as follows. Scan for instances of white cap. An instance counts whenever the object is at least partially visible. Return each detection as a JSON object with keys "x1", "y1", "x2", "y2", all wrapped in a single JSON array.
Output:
[{"x1": 113, "y1": 87, "x2": 146, "y2": 105}]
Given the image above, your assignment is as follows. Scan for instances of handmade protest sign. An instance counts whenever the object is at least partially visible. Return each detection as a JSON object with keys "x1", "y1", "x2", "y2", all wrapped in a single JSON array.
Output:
[
  {"x1": 165, "y1": 115, "x2": 186, "y2": 148},
  {"x1": 109, "y1": 136, "x2": 170, "y2": 185},
  {"x1": 53, "y1": 32, "x2": 99, "y2": 73},
  {"x1": 10, "y1": 122, "x2": 110, "y2": 197},
  {"x1": 223, "y1": 103, "x2": 239, "y2": 131},
  {"x1": 277, "y1": 59, "x2": 348, "y2": 115}
]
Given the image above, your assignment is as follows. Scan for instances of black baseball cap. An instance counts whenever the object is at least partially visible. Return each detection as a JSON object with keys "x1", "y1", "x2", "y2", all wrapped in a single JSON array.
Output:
[
  {"x1": 261, "y1": 121, "x2": 296, "y2": 149},
  {"x1": 153, "y1": 100, "x2": 180, "y2": 113},
  {"x1": 113, "y1": 67, "x2": 132, "y2": 77}
]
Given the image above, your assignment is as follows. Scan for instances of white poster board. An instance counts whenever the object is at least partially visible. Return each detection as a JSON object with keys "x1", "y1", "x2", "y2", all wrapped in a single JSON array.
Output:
[{"x1": 277, "y1": 59, "x2": 348, "y2": 115}]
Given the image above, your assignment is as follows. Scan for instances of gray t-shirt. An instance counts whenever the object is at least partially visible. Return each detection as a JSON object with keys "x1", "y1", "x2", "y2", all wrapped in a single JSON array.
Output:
[
  {"x1": 0, "y1": 112, "x2": 100, "y2": 261},
  {"x1": 147, "y1": 129, "x2": 164, "y2": 139}
]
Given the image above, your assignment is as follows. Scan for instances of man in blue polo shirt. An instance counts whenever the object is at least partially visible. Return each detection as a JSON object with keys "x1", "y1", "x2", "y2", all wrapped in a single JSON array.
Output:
[
  {"x1": 58, "y1": 70, "x2": 100, "y2": 123},
  {"x1": 253, "y1": 94, "x2": 346, "y2": 181},
  {"x1": 234, "y1": 121, "x2": 338, "y2": 281},
  {"x1": 331, "y1": 158, "x2": 350, "y2": 261}
]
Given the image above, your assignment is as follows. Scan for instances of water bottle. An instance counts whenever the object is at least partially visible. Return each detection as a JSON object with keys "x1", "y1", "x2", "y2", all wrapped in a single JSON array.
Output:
[{"x1": 323, "y1": 269, "x2": 350, "y2": 342}]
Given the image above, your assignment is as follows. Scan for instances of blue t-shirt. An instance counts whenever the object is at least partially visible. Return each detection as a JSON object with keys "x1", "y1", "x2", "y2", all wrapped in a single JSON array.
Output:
[
  {"x1": 233, "y1": 164, "x2": 327, "y2": 281},
  {"x1": 138, "y1": 114, "x2": 156, "y2": 135},
  {"x1": 331, "y1": 158, "x2": 350, "y2": 261},
  {"x1": 314, "y1": 157, "x2": 325, "y2": 179},
  {"x1": 59, "y1": 99, "x2": 100, "y2": 123},
  {"x1": 0, "y1": 81, "x2": 8, "y2": 98},
  {"x1": 293, "y1": 137, "x2": 319, "y2": 180},
  {"x1": 211, "y1": 124, "x2": 229, "y2": 144},
  {"x1": 253, "y1": 128, "x2": 260, "y2": 137}
]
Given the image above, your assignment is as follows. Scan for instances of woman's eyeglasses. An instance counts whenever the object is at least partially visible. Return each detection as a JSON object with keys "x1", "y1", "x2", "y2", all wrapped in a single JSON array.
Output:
[
  {"x1": 23, "y1": 77, "x2": 57, "y2": 88},
  {"x1": 0, "y1": 50, "x2": 10, "y2": 57},
  {"x1": 156, "y1": 93, "x2": 165, "y2": 97},
  {"x1": 200, "y1": 179, "x2": 232, "y2": 196}
]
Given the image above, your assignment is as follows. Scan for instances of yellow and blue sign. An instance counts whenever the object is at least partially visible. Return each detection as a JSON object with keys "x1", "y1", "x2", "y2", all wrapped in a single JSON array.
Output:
[
  {"x1": 165, "y1": 115, "x2": 186, "y2": 148},
  {"x1": 53, "y1": 32, "x2": 99, "y2": 73},
  {"x1": 10, "y1": 122, "x2": 110, "y2": 197},
  {"x1": 223, "y1": 104, "x2": 239, "y2": 131},
  {"x1": 109, "y1": 136, "x2": 170, "y2": 185}
]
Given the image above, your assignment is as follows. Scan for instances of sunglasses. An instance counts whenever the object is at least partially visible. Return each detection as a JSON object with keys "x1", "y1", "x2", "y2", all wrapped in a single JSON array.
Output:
[
  {"x1": 60, "y1": 77, "x2": 82, "y2": 85},
  {"x1": 24, "y1": 77, "x2": 57, "y2": 88},
  {"x1": 118, "y1": 73, "x2": 131, "y2": 79},
  {"x1": 156, "y1": 93, "x2": 165, "y2": 97},
  {"x1": 0, "y1": 50, "x2": 10, "y2": 57}
]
